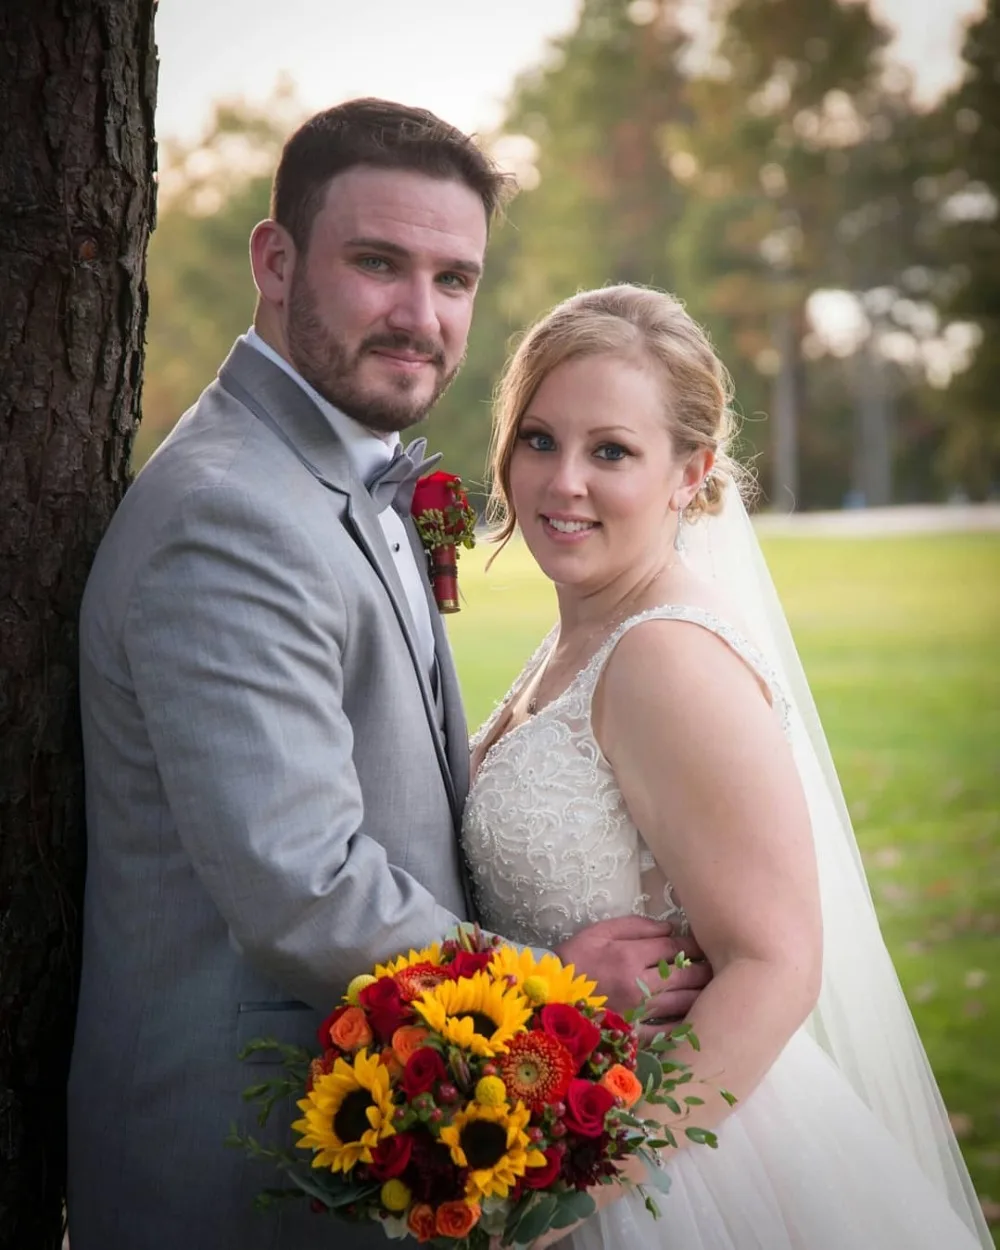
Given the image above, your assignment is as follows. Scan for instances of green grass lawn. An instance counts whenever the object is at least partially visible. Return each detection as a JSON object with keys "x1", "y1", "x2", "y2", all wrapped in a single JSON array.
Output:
[{"x1": 447, "y1": 530, "x2": 1000, "y2": 1240}]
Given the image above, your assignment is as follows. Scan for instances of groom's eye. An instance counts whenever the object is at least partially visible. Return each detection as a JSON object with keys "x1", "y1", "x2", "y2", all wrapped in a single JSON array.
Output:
[{"x1": 357, "y1": 256, "x2": 391, "y2": 273}]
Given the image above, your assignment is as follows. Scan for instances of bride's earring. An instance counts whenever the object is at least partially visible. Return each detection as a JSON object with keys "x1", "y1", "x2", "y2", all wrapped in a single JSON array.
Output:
[{"x1": 674, "y1": 506, "x2": 686, "y2": 554}]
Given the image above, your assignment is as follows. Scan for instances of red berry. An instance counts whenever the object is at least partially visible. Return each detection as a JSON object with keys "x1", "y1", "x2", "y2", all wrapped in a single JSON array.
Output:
[
  {"x1": 483, "y1": 1063, "x2": 498, "y2": 1077},
  {"x1": 438, "y1": 1083, "x2": 459, "y2": 1103},
  {"x1": 428, "y1": 1108, "x2": 444, "y2": 1124},
  {"x1": 550, "y1": 1121, "x2": 567, "y2": 1139}
]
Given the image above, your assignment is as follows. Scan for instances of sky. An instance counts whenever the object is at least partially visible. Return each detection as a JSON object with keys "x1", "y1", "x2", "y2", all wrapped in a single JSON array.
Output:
[{"x1": 155, "y1": 0, "x2": 985, "y2": 148}]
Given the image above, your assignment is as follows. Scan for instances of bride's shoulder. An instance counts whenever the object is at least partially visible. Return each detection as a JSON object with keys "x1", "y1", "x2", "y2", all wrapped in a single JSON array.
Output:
[{"x1": 600, "y1": 578, "x2": 772, "y2": 711}]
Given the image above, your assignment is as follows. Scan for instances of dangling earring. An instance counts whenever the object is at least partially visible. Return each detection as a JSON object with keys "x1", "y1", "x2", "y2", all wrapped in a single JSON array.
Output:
[{"x1": 674, "y1": 505, "x2": 686, "y2": 554}]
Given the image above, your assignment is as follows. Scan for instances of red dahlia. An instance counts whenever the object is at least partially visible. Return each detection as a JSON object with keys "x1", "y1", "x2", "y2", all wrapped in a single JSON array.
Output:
[
  {"x1": 499, "y1": 1031, "x2": 575, "y2": 1112},
  {"x1": 394, "y1": 962, "x2": 453, "y2": 1002}
]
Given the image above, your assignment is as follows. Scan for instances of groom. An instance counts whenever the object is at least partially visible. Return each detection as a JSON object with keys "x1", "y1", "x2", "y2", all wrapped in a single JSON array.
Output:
[{"x1": 67, "y1": 98, "x2": 708, "y2": 1249}]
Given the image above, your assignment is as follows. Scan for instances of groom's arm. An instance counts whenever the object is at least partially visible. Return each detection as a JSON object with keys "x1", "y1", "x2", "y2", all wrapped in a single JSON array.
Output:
[{"x1": 126, "y1": 483, "x2": 460, "y2": 1006}]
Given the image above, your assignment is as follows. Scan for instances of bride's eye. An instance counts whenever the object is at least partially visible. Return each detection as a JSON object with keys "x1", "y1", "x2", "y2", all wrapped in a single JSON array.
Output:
[
  {"x1": 595, "y1": 442, "x2": 630, "y2": 461},
  {"x1": 518, "y1": 429, "x2": 556, "y2": 452}
]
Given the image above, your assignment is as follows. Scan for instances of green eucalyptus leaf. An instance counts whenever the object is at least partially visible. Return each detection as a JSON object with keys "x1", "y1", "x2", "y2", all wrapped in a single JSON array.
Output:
[{"x1": 509, "y1": 1193, "x2": 560, "y2": 1244}]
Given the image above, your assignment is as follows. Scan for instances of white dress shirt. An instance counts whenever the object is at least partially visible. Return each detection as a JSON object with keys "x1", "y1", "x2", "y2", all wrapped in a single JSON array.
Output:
[{"x1": 244, "y1": 329, "x2": 438, "y2": 683}]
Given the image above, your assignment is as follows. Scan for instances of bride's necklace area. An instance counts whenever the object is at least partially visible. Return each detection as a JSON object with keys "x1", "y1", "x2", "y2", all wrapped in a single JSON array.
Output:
[{"x1": 525, "y1": 565, "x2": 672, "y2": 717}]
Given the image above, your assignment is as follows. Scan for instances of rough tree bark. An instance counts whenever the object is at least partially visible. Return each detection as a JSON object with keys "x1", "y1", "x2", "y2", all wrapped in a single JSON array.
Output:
[{"x1": 0, "y1": 1, "x2": 157, "y2": 1245}]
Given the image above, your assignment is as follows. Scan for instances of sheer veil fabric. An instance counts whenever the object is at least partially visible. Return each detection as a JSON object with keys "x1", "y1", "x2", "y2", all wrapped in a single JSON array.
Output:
[{"x1": 679, "y1": 486, "x2": 991, "y2": 1245}]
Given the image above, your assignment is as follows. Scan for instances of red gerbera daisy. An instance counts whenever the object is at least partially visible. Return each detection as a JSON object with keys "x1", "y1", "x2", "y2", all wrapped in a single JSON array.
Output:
[
  {"x1": 499, "y1": 1031, "x2": 574, "y2": 1112},
  {"x1": 394, "y1": 961, "x2": 454, "y2": 1003}
]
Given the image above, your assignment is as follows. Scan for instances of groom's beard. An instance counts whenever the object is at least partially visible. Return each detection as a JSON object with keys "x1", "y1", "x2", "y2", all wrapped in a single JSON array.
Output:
[{"x1": 286, "y1": 271, "x2": 462, "y2": 434}]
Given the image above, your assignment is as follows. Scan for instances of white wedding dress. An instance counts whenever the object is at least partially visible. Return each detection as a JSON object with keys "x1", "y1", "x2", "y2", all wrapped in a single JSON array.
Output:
[{"x1": 463, "y1": 605, "x2": 988, "y2": 1250}]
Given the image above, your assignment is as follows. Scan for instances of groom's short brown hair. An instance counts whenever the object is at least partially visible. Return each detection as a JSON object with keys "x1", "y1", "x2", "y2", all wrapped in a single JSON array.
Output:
[{"x1": 271, "y1": 98, "x2": 515, "y2": 251}]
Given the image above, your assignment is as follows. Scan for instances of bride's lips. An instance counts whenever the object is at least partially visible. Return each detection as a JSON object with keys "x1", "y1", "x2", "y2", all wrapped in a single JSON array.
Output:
[{"x1": 540, "y1": 513, "x2": 600, "y2": 543}]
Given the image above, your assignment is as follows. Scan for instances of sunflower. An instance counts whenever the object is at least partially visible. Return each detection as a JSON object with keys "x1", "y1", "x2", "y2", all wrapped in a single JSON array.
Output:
[
  {"x1": 439, "y1": 1100, "x2": 547, "y2": 1200},
  {"x1": 374, "y1": 943, "x2": 444, "y2": 979},
  {"x1": 498, "y1": 1031, "x2": 574, "y2": 1112},
  {"x1": 488, "y1": 947, "x2": 606, "y2": 1009},
  {"x1": 291, "y1": 1048, "x2": 396, "y2": 1173},
  {"x1": 414, "y1": 972, "x2": 531, "y2": 1057}
]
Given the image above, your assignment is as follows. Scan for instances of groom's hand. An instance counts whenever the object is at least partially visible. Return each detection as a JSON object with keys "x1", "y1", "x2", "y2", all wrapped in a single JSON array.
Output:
[{"x1": 555, "y1": 915, "x2": 712, "y2": 1028}]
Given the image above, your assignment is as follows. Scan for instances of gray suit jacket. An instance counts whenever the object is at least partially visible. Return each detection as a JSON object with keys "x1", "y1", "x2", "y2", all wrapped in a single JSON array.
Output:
[{"x1": 67, "y1": 340, "x2": 473, "y2": 1248}]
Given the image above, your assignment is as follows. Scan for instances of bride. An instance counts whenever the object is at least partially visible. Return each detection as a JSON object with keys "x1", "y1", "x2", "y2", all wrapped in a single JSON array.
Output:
[{"x1": 462, "y1": 285, "x2": 992, "y2": 1249}]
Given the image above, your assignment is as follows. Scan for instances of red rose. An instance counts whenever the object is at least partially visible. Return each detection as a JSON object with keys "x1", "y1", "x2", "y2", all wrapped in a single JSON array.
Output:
[
  {"x1": 369, "y1": 1132, "x2": 415, "y2": 1180},
  {"x1": 524, "y1": 1146, "x2": 564, "y2": 1189},
  {"x1": 564, "y1": 1079, "x2": 615, "y2": 1138},
  {"x1": 402, "y1": 1047, "x2": 448, "y2": 1099},
  {"x1": 539, "y1": 1004, "x2": 601, "y2": 1068},
  {"x1": 358, "y1": 978, "x2": 411, "y2": 1040},
  {"x1": 317, "y1": 1004, "x2": 350, "y2": 1049},
  {"x1": 411, "y1": 470, "x2": 463, "y2": 518},
  {"x1": 450, "y1": 950, "x2": 493, "y2": 978},
  {"x1": 600, "y1": 1010, "x2": 630, "y2": 1036}
]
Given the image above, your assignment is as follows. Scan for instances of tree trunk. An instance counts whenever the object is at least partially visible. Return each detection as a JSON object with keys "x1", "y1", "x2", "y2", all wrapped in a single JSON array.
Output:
[
  {"x1": 0, "y1": 2, "x2": 157, "y2": 1245},
  {"x1": 770, "y1": 306, "x2": 799, "y2": 512}
]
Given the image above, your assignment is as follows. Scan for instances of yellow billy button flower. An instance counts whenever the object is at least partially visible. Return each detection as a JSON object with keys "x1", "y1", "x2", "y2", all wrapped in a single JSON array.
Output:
[
  {"x1": 415, "y1": 972, "x2": 531, "y2": 1058},
  {"x1": 439, "y1": 1101, "x2": 547, "y2": 1202},
  {"x1": 487, "y1": 947, "x2": 606, "y2": 1009},
  {"x1": 475, "y1": 1076, "x2": 508, "y2": 1107},
  {"x1": 291, "y1": 1049, "x2": 396, "y2": 1174},
  {"x1": 522, "y1": 976, "x2": 549, "y2": 1005},
  {"x1": 345, "y1": 974, "x2": 378, "y2": 1005},
  {"x1": 380, "y1": 1179, "x2": 412, "y2": 1212}
]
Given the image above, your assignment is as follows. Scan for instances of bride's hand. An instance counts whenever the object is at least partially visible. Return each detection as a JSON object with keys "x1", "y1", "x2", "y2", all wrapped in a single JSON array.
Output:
[{"x1": 555, "y1": 914, "x2": 712, "y2": 1023}]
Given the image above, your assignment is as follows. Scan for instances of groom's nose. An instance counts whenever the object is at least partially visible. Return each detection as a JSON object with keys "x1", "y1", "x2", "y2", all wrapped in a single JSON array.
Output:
[{"x1": 386, "y1": 275, "x2": 440, "y2": 341}]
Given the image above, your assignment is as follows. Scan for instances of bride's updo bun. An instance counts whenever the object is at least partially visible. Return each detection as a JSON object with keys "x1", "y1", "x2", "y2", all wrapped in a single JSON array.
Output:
[{"x1": 488, "y1": 284, "x2": 745, "y2": 547}]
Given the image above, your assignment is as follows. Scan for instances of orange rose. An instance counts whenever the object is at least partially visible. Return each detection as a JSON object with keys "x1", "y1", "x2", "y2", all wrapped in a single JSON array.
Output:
[
  {"x1": 600, "y1": 1063, "x2": 644, "y2": 1108},
  {"x1": 435, "y1": 1200, "x2": 481, "y2": 1238},
  {"x1": 380, "y1": 1046, "x2": 404, "y2": 1079},
  {"x1": 407, "y1": 1203, "x2": 437, "y2": 1243},
  {"x1": 391, "y1": 1025, "x2": 431, "y2": 1065},
  {"x1": 329, "y1": 1005, "x2": 373, "y2": 1051}
]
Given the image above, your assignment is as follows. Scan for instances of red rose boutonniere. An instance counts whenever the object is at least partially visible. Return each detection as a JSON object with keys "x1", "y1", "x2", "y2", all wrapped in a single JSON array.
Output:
[{"x1": 410, "y1": 470, "x2": 476, "y2": 613}]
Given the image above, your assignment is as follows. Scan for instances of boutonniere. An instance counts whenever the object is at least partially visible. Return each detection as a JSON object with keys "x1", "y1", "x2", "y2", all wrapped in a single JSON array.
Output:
[{"x1": 410, "y1": 471, "x2": 477, "y2": 613}]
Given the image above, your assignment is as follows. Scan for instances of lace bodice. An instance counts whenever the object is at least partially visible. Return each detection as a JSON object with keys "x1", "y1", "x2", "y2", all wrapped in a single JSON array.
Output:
[{"x1": 462, "y1": 605, "x2": 790, "y2": 950}]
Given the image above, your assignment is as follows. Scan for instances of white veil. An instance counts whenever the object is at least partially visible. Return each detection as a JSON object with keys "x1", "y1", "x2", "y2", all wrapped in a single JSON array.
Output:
[{"x1": 682, "y1": 485, "x2": 992, "y2": 1247}]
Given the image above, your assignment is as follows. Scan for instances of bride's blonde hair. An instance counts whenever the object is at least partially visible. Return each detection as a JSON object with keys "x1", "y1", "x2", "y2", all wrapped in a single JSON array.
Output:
[{"x1": 487, "y1": 284, "x2": 745, "y2": 551}]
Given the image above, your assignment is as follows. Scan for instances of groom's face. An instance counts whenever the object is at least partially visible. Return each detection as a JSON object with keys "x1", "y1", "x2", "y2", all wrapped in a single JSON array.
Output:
[{"x1": 286, "y1": 166, "x2": 488, "y2": 434}]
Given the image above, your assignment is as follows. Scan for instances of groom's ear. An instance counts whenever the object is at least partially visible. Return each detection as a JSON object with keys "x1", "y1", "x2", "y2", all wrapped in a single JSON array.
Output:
[{"x1": 250, "y1": 219, "x2": 296, "y2": 307}]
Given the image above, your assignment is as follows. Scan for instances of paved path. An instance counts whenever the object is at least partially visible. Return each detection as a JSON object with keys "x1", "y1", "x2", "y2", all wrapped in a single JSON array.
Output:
[{"x1": 753, "y1": 503, "x2": 1000, "y2": 537}]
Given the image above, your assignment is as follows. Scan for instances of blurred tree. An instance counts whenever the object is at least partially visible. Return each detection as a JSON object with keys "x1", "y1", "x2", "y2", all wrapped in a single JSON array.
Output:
[
  {"x1": 670, "y1": 0, "x2": 893, "y2": 508},
  {"x1": 0, "y1": 0, "x2": 156, "y2": 1245},
  {"x1": 931, "y1": 0, "x2": 1000, "y2": 499},
  {"x1": 426, "y1": 0, "x2": 697, "y2": 501},
  {"x1": 136, "y1": 87, "x2": 299, "y2": 465}
]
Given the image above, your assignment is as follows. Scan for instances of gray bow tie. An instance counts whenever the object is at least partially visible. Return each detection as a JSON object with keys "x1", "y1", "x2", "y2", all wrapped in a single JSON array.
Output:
[{"x1": 366, "y1": 438, "x2": 442, "y2": 514}]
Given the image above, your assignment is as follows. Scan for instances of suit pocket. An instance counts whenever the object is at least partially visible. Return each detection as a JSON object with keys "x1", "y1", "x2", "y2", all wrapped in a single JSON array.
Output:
[{"x1": 236, "y1": 999, "x2": 319, "y2": 1064}]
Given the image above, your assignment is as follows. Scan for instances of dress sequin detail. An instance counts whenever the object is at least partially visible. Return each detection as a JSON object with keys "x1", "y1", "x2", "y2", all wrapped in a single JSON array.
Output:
[{"x1": 463, "y1": 605, "x2": 791, "y2": 949}]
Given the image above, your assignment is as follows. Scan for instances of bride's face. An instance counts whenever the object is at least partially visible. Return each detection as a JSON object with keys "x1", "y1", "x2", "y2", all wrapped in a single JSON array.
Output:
[{"x1": 508, "y1": 353, "x2": 695, "y2": 592}]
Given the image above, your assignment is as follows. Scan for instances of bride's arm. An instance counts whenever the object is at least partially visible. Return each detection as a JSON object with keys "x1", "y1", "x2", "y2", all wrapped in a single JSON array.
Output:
[{"x1": 598, "y1": 617, "x2": 823, "y2": 1136}]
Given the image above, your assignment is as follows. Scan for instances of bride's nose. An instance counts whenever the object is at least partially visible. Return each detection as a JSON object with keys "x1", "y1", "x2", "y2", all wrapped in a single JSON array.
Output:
[{"x1": 545, "y1": 451, "x2": 588, "y2": 498}]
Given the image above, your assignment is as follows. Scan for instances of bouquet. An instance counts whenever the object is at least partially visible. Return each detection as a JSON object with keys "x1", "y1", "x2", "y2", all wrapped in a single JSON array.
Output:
[{"x1": 232, "y1": 928, "x2": 719, "y2": 1247}]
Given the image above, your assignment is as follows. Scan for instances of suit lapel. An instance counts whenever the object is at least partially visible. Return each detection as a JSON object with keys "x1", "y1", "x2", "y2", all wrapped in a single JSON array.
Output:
[
  {"x1": 403, "y1": 519, "x2": 470, "y2": 809},
  {"x1": 217, "y1": 341, "x2": 460, "y2": 823}
]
